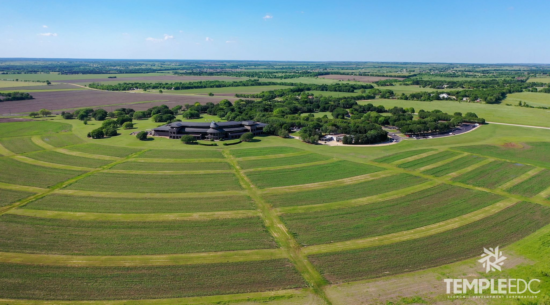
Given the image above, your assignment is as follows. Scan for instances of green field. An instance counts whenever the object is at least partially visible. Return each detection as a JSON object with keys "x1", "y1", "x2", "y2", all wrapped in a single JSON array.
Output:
[
  {"x1": 0, "y1": 136, "x2": 43, "y2": 154},
  {"x1": 423, "y1": 154, "x2": 486, "y2": 176},
  {"x1": 453, "y1": 160, "x2": 534, "y2": 189},
  {"x1": 507, "y1": 169, "x2": 550, "y2": 197},
  {"x1": 283, "y1": 184, "x2": 501, "y2": 245},
  {"x1": 373, "y1": 149, "x2": 434, "y2": 163},
  {"x1": 65, "y1": 143, "x2": 141, "y2": 157},
  {"x1": 139, "y1": 85, "x2": 293, "y2": 95},
  {"x1": 111, "y1": 160, "x2": 231, "y2": 171},
  {"x1": 239, "y1": 153, "x2": 331, "y2": 169},
  {"x1": 247, "y1": 161, "x2": 382, "y2": 188},
  {"x1": 455, "y1": 142, "x2": 550, "y2": 168},
  {"x1": 232, "y1": 146, "x2": 304, "y2": 158},
  {"x1": 309, "y1": 201, "x2": 550, "y2": 283},
  {"x1": 0, "y1": 158, "x2": 84, "y2": 187},
  {"x1": 0, "y1": 80, "x2": 46, "y2": 88},
  {"x1": 41, "y1": 133, "x2": 85, "y2": 147},
  {"x1": 397, "y1": 151, "x2": 460, "y2": 170},
  {"x1": 527, "y1": 77, "x2": 550, "y2": 83},
  {"x1": 0, "y1": 189, "x2": 33, "y2": 208},
  {"x1": 0, "y1": 72, "x2": 169, "y2": 82},
  {"x1": 504, "y1": 92, "x2": 550, "y2": 107},
  {"x1": 26, "y1": 150, "x2": 112, "y2": 167},
  {"x1": 139, "y1": 149, "x2": 224, "y2": 159},
  {"x1": 0, "y1": 121, "x2": 71, "y2": 138}
]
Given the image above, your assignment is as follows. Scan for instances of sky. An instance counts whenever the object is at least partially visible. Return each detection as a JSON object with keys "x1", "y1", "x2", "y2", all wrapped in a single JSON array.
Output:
[{"x1": 1, "y1": 0, "x2": 549, "y2": 63}]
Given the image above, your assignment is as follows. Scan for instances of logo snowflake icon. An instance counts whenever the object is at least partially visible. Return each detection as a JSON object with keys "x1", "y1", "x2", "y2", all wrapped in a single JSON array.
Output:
[{"x1": 478, "y1": 246, "x2": 506, "y2": 273}]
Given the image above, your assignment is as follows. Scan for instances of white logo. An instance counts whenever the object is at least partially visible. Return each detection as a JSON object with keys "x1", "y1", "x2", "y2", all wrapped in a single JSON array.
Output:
[{"x1": 478, "y1": 246, "x2": 506, "y2": 273}]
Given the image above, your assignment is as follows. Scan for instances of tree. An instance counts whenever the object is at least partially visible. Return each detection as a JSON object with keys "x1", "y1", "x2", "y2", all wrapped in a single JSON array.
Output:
[
  {"x1": 46, "y1": 80, "x2": 51, "y2": 85},
  {"x1": 122, "y1": 122, "x2": 134, "y2": 129},
  {"x1": 77, "y1": 112, "x2": 88, "y2": 121},
  {"x1": 38, "y1": 109, "x2": 51, "y2": 117},
  {"x1": 136, "y1": 131, "x2": 148, "y2": 141},
  {"x1": 90, "y1": 128, "x2": 104, "y2": 139},
  {"x1": 278, "y1": 129, "x2": 289, "y2": 138},
  {"x1": 208, "y1": 92, "x2": 214, "y2": 96},
  {"x1": 62, "y1": 112, "x2": 74, "y2": 119},
  {"x1": 240, "y1": 132, "x2": 255, "y2": 142},
  {"x1": 182, "y1": 110, "x2": 200, "y2": 119},
  {"x1": 104, "y1": 127, "x2": 118, "y2": 137},
  {"x1": 159, "y1": 89, "x2": 163, "y2": 94},
  {"x1": 181, "y1": 135, "x2": 197, "y2": 144},
  {"x1": 29, "y1": 112, "x2": 39, "y2": 118}
]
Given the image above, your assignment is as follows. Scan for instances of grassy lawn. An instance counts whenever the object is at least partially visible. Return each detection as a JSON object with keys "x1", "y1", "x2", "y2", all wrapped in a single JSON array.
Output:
[
  {"x1": 283, "y1": 184, "x2": 501, "y2": 246},
  {"x1": 423, "y1": 154, "x2": 486, "y2": 177},
  {"x1": 309, "y1": 201, "x2": 550, "y2": 283},
  {"x1": 398, "y1": 151, "x2": 460, "y2": 170},
  {"x1": 0, "y1": 189, "x2": 33, "y2": 208},
  {"x1": 504, "y1": 92, "x2": 550, "y2": 107},
  {"x1": 453, "y1": 160, "x2": 534, "y2": 189},
  {"x1": 265, "y1": 173, "x2": 426, "y2": 207},
  {"x1": 454, "y1": 142, "x2": 550, "y2": 168},
  {"x1": 301, "y1": 111, "x2": 333, "y2": 119},
  {"x1": 139, "y1": 149, "x2": 224, "y2": 159},
  {"x1": 0, "y1": 214, "x2": 276, "y2": 255},
  {"x1": 0, "y1": 158, "x2": 85, "y2": 188},
  {"x1": 112, "y1": 160, "x2": 231, "y2": 171},
  {"x1": 239, "y1": 153, "x2": 331, "y2": 169},
  {"x1": 0, "y1": 121, "x2": 71, "y2": 138},
  {"x1": 24, "y1": 193, "x2": 255, "y2": 213},
  {"x1": 65, "y1": 172, "x2": 242, "y2": 193},
  {"x1": 0, "y1": 136, "x2": 44, "y2": 154},
  {"x1": 0, "y1": 259, "x2": 304, "y2": 300},
  {"x1": 231, "y1": 146, "x2": 304, "y2": 158},
  {"x1": 41, "y1": 133, "x2": 85, "y2": 147},
  {"x1": 0, "y1": 80, "x2": 46, "y2": 88},
  {"x1": 65, "y1": 143, "x2": 141, "y2": 157},
  {"x1": 246, "y1": 161, "x2": 382, "y2": 189},
  {"x1": 527, "y1": 77, "x2": 550, "y2": 83},
  {"x1": 507, "y1": 169, "x2": 550, "y2": 197},
  {"x1": 373, "y1": 149, "x2": 434, "y2": 163},
  {"x1": 26, "y1": 150, "x2": 112, "y2": 168},
  {"x1": 142, "y1": 85, "x2": 292, "y2": 95}
]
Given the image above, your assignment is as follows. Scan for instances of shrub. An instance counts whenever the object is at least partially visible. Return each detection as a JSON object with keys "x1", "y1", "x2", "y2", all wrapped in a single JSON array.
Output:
[
  {"x1": 223, "y1": 140, "x2": 242, "y2": 146},
  {"x1": 104, "y1": 127, "x2": 118, "y2": 137},
  {"x1": 102, "y1": 119, "x2": 118, "y2": 129},
  {"x1": 116, "y1": 115, "x2": 132, "y2": 126},
  {"x1": 240, "y1": 132, "x2": 255, "y2": 142},
  {"x1": 181, "y1": 135, "x2": 197, "y2": 144},
  {"x1": 136, "y1": 131, "x2": 148, "y2": 141},
  {"x1": 77, "y1": 112, "x2": 88, "y2": 121},
  {"x1": 90, "y1": 128, "x2": 104, "y2": 139},
  {"x1": 29, "y1": 112, "x2": 39, "y2": 118},
  {"x1": 62, "y1": 112, "x2": 74, "y2": 119},
  {"x1": 278, "y1": 129, "x2": 289, "y2": 138},
  {"x1": 122, "y1": 122, "x2": 134, "y2": 129},
  {"x1": 182, "y1": 110, "x2": 200, "y2": 119},
  {"x1": 199, "y1": 142, "x2": 217, "y2": 146}
]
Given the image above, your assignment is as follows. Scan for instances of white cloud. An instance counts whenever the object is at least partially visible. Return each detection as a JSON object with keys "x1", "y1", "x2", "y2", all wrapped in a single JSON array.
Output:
[
  {"x1": 179, "y1": 30, "x2": 184, "y2": 33},
  {"x1": 42, "y1": 25, "x2": 48, "y2": 28},
  {"x1": 263, "y1": 14, "x2": 273, "y2": 20},
  {"x1": 205, "y1": 37, "x2": 213, "y2": 42},
  {"x1": 146, "y1": 37, "x2": 161, "y2": 42},
  {"x1": 226, "y1": 40, "x2": 236, "y2": 44},
  {"x1": 163, "y1": 34, "x2": 173, "y2": 40},
  {"x1": 146, "y1": 34, "x2": 174, "y2": 42},
  {"x1": 38, "y1": 33, "x2": 57, "y2": 37}
]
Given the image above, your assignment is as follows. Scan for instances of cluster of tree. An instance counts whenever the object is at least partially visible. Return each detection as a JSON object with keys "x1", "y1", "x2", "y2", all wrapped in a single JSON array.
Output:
[
  {"x1": 28, "y1": 109, "x2": 51, "y2": 117},
  {"x1": 235, "y1": 83, "x2": 374, "y2": 99},
  {"x1": 61, "y1": 107, "x2": 134, "y2": 124},
  {"x1": 393, "y1": 109, "x2": 483, "y2": 135},
  {"x1": 174, "y1": 71, "x2": 323, "y2": 79},
  {"x1": 398, "y1": 88, "x2": 507, "y2": 104},
  {"x1": 0, "y1": 92, "x2": 33, "y2": 102},
  {"x1": 86, "y1": 117, "x2": 133, "y2": 139}
]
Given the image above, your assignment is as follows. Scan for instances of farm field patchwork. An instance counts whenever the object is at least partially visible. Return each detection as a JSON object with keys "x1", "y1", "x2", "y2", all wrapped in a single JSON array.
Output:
[
  {"x1": 397, "y1": 151, "x2": 460, "y2": 170},
  {"x1": 65, "y1": 172, "x2": 242, "y2": 193},
  {"x1": 232, "y1": 146, "x2": 304, "y2": 158},
  {"x1": 507, "y1": 169, "x2": 550, "y2": 197},
  {"x1": 265, "y1": 173, "x2": 426, "y2": 207},
  {"x1": 0, "y1": 80, "x2": 46, "y2": 88},
  {"x1": 24, "y1": 193, "x2": 255, "y2": 213},
  {"x1": 238, "y1": 153, "x2": 331, "y2": 170},
  {"x1": 41, "y1": 133, "x2": 85, "y2": 147},
  {"x1": 453, "y1": 160, "x2": 534, "y2": 189},
  {"x1": 309, "y1": 201, "x2": 550, "y2": 283},
  {"x1": 282, "y1": 184, "x2": 502, "y2": 245},
  {"x1": 0, "y1": 214, "x2": 275, "y2": 255},
  {"x1": 0, "y1": 189, "x2": 33, "y2": 208},
  {"x1": 0, "y1": 259, "x2": 304, "y2": 300},
  {"x1": 26, "y1": 150, "x2": 112, "y2": 168},
  {"x1": 373, "y1": 149, "x2": 434, "y2": 163},
  {"x1": 455, "y1": 142, "x2": 550, "y2": 168},
  {"x1": 0, "y1": 136, "x2": 43, "y2": 154},
  {"x1": 246, "y1": 160, "x2": 382, "y2": 188},
  {"x1": 0, "y1": 158, "x2": 85, "y2": 188},
  {"x1": 423, "y1": 154, "x2": 486, "y2": 177},
  {"x1": 139, "y1": 149, "x2": 224, "y2": 159},
  {"x1": 65, "y1": 143, "x2": 141, "y2": 157},
  {"x1": 111, "y1": 160, "x2": 231, "y2": 171}
]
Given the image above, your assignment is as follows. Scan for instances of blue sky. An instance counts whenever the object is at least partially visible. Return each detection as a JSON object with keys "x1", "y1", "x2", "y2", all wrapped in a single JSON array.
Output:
[{"x1": 1, "y1": 0, "x2": 549, "y2": 63}]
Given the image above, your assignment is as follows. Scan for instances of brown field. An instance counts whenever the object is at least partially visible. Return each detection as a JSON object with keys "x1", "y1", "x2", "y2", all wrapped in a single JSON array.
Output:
[
  {"x1": 0, "y1": 90, "x2": 239, "y2": 114},
  {"x1": 0, "y1": 84, "x2": 82, "y2": 91},
  {"x1": 318, "y1": 75, "x2": 405, "y2": 83},
  {"x1": 61, "y1": 75, "x2": 247, "y2": 84}
]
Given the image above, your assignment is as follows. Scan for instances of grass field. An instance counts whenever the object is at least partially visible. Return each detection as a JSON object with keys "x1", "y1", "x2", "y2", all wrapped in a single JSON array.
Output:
[
  {"x1": 423, "y1": 155, "x2": 486, "y2": 177},
  {"x1": 373, "y1": 149, "x2": 434, "y2": 163},
  {"x1": 504, "y1": 92, "x2": 550, "y2": 107},
  {"x1": 0, "y1": 214, "x2": 275, "y2": 255},
  {"x1": 65, "y1": 172, "x2": 242, "y2": 193},
  {"x1": 139, "y1": 149, "x2": 224, "y2": 159},
  {"x1": 65, "y1": 143, "x2": 141, "y2": 157},
  {"x1": 507, "y1": 169, "x2": 550, "y2": 197},
  {"x1": 0, "y1": 72, "x2": 170, "y2": 82},
  {"x1": 0, "y1": 158, "x2": 84, "y2": 187},
  {"x1": 309, "y1": 201, "x2": 550, "y2": 283},
  {"x1": 453, "y1": 160, "x2": 534, "y2": 189},
  {"x1": 24, "y1": 193, "x2": 255, "y2": 213},
  {"x1": 232, "y1": 146, "x2": 304, "y2": 158},
  {"x1": 247, "y1": 161, "x2": 382, "y2": 188},
  {"x1": 397, "y1": 151, "x2": 460, "y2": 170},
  {"x1": 139, "y1": 85, "x2": 293, "y2": 96},
  {"x1": 26, "y1": 150, "x2": 112, "y2": 167},
  {"x1": 0, "y1": 189, "x2": 33, "y2": 208},
  {"x1": 283, "y1": 185, "x2": 502, "y2": 246},
  {"x1": 239, "y1": 153, "x2": 331, "y2": 170},
  {"x1": 111, "y1": 160, "x2": 231, "y2": 171},
  {"x1": 265, "y1": 173, "x2": 425, "y2": 207},
  {"x1": 0, "y1": 121, "x2": 71, "y2": 138},
  {"x1": 527, "y1": 77, "x2": 550, "y2": 83},
  {"x1": 0, "y1": 136, "x2": 44, "y2": 154},
  {"x1": 455, "y1": 142, "x2": 550, "y2": 168},
  {"x1": 41, "y1": 133, "x2": 85, "y2": 147},
  {"x1": 0, "y1": 259, "x2": 304, "y2": 300}
]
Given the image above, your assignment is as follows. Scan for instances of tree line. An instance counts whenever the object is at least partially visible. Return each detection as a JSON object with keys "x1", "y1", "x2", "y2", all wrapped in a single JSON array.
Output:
[{"x1": 0, "y1": 92, "x2": 33, "y2": 102}]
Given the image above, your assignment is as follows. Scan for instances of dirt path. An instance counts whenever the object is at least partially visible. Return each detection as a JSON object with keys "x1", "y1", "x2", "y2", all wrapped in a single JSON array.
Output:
[{"x1": 488, "y1": 121, "x2": 550, "y2": 130}]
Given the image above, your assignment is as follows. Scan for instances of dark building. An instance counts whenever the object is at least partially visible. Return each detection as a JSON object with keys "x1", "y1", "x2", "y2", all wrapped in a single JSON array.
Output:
[{"x1": 153, "y1": 121, "x2": 267, "y2": 140}]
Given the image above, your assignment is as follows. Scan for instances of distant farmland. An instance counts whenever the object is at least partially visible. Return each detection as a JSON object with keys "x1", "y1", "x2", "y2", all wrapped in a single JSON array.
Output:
[{"x1": 318, "y1": 75, "x2": 405, "y2": 83}]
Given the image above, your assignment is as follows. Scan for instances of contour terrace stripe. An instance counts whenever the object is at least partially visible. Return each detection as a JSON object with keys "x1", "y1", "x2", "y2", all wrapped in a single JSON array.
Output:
[
  {"x1": 236, "y1": 151, "x2": 311, "y2": 161},
  {"x1": 12, "y1": 155, "x2": 94, "y2": 171},
  {"x1": 242, "y1": 158, "x2": 338, "y2": 172},
  {"x1": 391, "y1": 150, "x2": 441, "y2": 165},
  {"x1": 54, "y1": 189, "x2": 248, "y2": 198},
  {"x1": 498, "y1": 167, "x2": 545, "y2": 190}
]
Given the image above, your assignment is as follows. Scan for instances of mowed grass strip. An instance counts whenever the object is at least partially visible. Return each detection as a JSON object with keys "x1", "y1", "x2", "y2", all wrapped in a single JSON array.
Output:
[
  {"x1": 398, "y1": 151, "x2": 461, "y2": 170},
  {"x1": 66, "y1": 143, "x2": 141, "y2": 157},
  {"x1": 41, "y1": 133, "x2": 85, "y2": 147},
  {"x1": 507, "y1": 169, "x2": 550, "y2": 197},
  {"x1": 0, "y1": 158, "x2": 85, "y2": 188},
  {"x1": 65, "y1": 172, "x2": 242, "y2": 193},
  {"x1": 247, "y1": 161, "x2": 383, "y2": 189},
  {"x1": 110, "y1": 160, "x2": 231, "y2": 171},
  {"x1": 239, "y1": 153, "x2": 331, "y2": 170},
  {"x1": 0, "y1": 121, "x2": 71, "y2": 138},
  {"x1": 453, "y1": 160, "x2": 534, "y2": 189},
  {"x1": 454, "y1": 142, "x2": 550, "y2": 168},
  {"x1": 423, "y1": 155, "x2": 486, "y2": 177},
  {"x1": 373, "y1": 149, "x2": 434, "y2": 163},
  {"x1": 231, "y1": 146, "x2": 303, "y2": 158},
  {"x1": 0, "y1": 189, "x2": 34, "y2": 208},
  {"x1": 24, "y1": 193, "x2": 255, "y2": 213},
  {"x1": 25, "y1": 150, "x2": 112, "y2": 168},
  {"x1": 0, "y1": 259, "x2": 305, "y2": 300},
  {"x1": 265, "y1": 173, "x2": 425, "y2": 208},
  {"x1": 0, "y1": 137, "x2": 44, "y2": 154},
  {"x1": 309, "y1": 201, "x2": 550, "y2": 283},
  {"x1": 0, "y1": 214, "x2": 276, "y2": 255},
  {"x1": 139, "y1": 149, "x2": 224, "y2": 159},
  {"x1": 283, "y1": 184, "x2": 502, "y2": 246}
]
